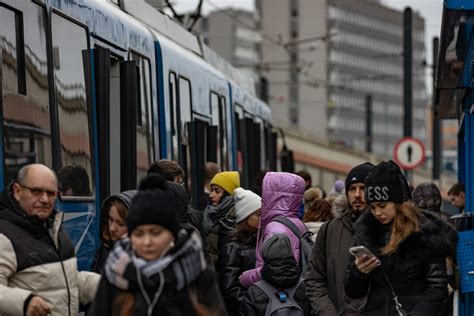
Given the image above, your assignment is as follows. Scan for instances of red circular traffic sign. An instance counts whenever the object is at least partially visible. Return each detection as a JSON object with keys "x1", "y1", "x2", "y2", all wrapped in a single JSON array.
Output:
[{"x1": 393, "y1": 137, "x2": 426, "y2": 170}]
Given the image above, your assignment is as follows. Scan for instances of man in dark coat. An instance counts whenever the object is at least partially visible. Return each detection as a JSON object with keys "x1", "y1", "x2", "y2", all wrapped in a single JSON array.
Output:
[{"x1": 305, "y1": 162, "x2": 374, "y2": 316}]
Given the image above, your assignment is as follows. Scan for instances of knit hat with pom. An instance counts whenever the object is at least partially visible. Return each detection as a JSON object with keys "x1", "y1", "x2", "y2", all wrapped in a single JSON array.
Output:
[
  {"x1": 210, "y1": 171, "x2": 240, "y2": 195},
  {"x1": 234, "y1": 188, "x2": 261, "y2": 223},
  {"x1": 128, "y1": 174, "x2": 180, "y2": 236}
]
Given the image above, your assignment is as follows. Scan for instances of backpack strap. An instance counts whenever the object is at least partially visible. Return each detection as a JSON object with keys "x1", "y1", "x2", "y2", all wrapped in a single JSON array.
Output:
[
  {"x1": 255, "y1": 279, "x2": 304, "y2": 315},
  {"x1": 272, "y1": 216, "x2": 306, "y2": 238},
  {"x1": 255, "y1": 280, "x2": 278, "y2": 298}
]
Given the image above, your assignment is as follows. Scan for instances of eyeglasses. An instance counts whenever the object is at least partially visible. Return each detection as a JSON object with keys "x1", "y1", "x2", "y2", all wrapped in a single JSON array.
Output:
[{"x1": 18, "y1": 184, "x2": 58, "y2": 198}]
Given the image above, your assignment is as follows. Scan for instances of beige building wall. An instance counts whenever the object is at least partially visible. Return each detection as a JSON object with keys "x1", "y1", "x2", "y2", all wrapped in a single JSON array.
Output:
[
  {"x1": 298, "y1": 0, "x2": 328, "y2": 141},
  {"x1": 261, "y1": 0, "x2": 328, "y2": 140}
]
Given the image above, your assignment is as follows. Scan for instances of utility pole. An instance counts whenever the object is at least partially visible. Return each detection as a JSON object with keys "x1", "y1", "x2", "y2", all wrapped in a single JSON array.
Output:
[
  {"x1": 403, "y1": 7, "x2": 413, "y2": 180},
  {"x1": 366, "y1": 95, "x2": 373, "y2": 153},
  {"x1": 288, "y1": 0, "x2": 299, "y2": 125},
  {"x1": 432, "y1": 37, "x2": 442, "y2": 180},
  {"x1": 403, "y1": 7, "x2": 413, "y2": 138}
]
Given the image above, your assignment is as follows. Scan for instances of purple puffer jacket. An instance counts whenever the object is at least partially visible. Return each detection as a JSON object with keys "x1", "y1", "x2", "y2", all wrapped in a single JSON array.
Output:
[{"x1": 239, "y1": 172, "x2": 306, "y2": 288}]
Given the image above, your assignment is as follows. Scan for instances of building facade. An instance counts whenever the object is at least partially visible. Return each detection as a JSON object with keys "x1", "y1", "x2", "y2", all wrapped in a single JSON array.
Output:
[
  {"x1": 259, "y1": 0, "x2": 427, "y2": 155},
  {"x1": 198, "y1": 9, "x2": 262, "y2": 82}
]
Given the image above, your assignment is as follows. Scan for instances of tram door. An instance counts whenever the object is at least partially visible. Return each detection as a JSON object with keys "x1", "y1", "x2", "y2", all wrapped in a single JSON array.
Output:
[{"x1": 93, "y1": 48, "x2": 153, "y2": 202}]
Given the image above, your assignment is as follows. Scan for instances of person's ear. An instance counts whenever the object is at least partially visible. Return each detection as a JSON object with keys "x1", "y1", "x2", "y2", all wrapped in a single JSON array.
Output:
[{"x1": 12, "y1": 183, "x2": 22, "y2": 202}]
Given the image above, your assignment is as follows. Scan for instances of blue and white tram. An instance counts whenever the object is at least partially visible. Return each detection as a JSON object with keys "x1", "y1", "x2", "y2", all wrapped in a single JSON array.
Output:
[
  {"x1": 437, "y1": 0, "x2": 474, "y2": 314},
  {"x1": 0, "y1": 0, "x2": 276, "y2": 270}
]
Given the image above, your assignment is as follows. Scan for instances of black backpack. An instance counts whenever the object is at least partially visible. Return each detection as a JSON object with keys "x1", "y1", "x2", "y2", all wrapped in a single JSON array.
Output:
[
  {"x1": 272, "y1": 216, "x2": 314, "y2": 275},
  {"x1": 254, "y1": 279, "x2": 304, "y2": 316}
]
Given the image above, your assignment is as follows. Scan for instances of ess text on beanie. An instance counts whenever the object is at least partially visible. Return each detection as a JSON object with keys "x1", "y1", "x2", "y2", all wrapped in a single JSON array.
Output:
[{"x1": 365, "y1": 160, "x2": 410, "y2": 204}]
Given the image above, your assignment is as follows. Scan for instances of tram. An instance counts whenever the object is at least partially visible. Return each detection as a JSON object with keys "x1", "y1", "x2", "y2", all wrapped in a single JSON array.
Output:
[
  {"x1": 0, "y1": 0, "x2": 276, "y2": 270},
  {"x1": 437, "y1": 0, "x2": 474, "y2": 314}
]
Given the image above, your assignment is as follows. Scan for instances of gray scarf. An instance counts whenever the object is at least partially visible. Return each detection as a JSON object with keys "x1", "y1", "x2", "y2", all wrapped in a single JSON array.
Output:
[{"x1": 105, "y1": 229, "x2": 207, "y2": 291}]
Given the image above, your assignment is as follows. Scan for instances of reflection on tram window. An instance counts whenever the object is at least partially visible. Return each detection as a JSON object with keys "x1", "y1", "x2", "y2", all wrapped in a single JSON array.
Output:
[
  {"x1": 59, "y1": 164, "x2": 91, "y2": 197},
  {"x1": 132, "y1": 55, "x2": 153, "y2": 183},
  {"x1": 1, "y1": 4, "x2": 52, "y2": 184},
  {"x1": 52, "y1": 13, "x2": 93, "y2": 196}
]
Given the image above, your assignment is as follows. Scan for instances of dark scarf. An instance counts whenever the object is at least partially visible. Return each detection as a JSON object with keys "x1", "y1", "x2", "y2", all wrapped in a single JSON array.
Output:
[{"x1": 105, "y1": 229, "x2": 207, "y2": 291}]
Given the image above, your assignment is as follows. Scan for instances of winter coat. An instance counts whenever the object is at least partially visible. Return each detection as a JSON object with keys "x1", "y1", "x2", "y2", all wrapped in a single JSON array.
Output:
[
  {"x1": 167, "y1": 181, "x2": 203, "y2": 234},
  {"x1": 304, "y1": 221, "x2": 325, "y2": 242},
  {"x1": 240, "y1": 172, "x2": 306, "y2": 288},
  {"x1": 217, "y1": 232, "x2": 257, "y2": 315},
  {"x1": 202, "y1": 195, "x2": 235, "y2": 267},
  {"x1": 239, "y1": 248, "x2": 310, "y2": 315},
  {"x1": 89, "y1": 229, "x2": 227, "y2": 316},
  {"x1": 304, "y1": 196, "x2": 366, "y2": 316},
  {"x1": 0, "y1": 184, "x2": 100, "y2": 316},
  {"x1": 345, "y1": 210, "x2": 457, "y2": 316},
  {"x1": 92, "y1": 190, "x2": 137, "y2": 274}
]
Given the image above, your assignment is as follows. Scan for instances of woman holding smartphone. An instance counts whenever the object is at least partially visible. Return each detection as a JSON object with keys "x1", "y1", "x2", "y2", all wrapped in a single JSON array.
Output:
[{"x1": 344, "y1": 161, "x2": 457, "y2": 315}]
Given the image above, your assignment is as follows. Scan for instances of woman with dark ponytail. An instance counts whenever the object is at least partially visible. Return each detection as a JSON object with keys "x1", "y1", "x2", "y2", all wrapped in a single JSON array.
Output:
[{"x1": 89, "y1": 174, "x2": 227, "y2": 316}]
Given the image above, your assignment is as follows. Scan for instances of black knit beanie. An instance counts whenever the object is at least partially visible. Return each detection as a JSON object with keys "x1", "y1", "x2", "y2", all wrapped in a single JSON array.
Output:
[
  {"x1": 127, "y1": 174, "x2": 180, "y2": 236},
  {"x1": 345, "y1": 162, "x2": 375, "y2": 193},
  {"x1": 365, "y1": 160, "x2": 410, "y2": 204}
]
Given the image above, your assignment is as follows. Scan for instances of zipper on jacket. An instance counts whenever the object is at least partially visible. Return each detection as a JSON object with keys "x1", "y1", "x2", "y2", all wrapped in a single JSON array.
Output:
[{"x1": 46, "y1": 214, "x2": 72, "y2": 316}]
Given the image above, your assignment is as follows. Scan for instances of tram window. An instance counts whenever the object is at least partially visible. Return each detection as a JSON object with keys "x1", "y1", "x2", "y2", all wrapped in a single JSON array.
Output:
[
  {"x1": 210, "y1": 91, "x2": 221, "y2": 164},
  {"x1": 234, "y1": 104, "x2": 244, "y2": 172},
  {"x1": 219, "y1": 96, "x2": 228, "y2": 170},
  {"x1": 169, "y1": 72, "x2": 178, "y2": 160},
  {"x1": 0, "y1": 7, "x2": 19, "y2": 94},
  {"x1": 132, "y1": 55, "x2": 153, "y2": 182},
  {"x1": 178, "y1": 77, "x2": 192, "y2": 185},
  {"x1": 179, "y1": 76, "x2": 192, "y2": 142},
  {"x1": 1, "y1": 4, "x2": 53, "y2": 184},
  {"x1": 52, "y1": 13, "x2": 93, "y2": 197}
]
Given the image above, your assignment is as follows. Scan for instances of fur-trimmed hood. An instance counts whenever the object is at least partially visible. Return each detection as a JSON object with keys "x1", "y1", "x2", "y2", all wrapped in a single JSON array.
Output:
[
  {"x1": 354, "y1": 208, "x2": 457, "y2": 260},
  {"x1": 331, "y1": 195, "x2": 350, "y2": 219}
]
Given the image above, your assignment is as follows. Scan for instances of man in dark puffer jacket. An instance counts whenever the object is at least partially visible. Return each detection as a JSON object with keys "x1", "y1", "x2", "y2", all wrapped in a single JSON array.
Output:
[{"x1": 239, "y1": 234, "x2": 310, "y2": 315}]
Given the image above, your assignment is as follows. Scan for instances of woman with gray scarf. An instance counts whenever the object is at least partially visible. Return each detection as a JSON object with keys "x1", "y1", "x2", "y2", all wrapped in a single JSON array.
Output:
[{"x1": 89, "y1": 174, "x2": 227, "y2": 316}]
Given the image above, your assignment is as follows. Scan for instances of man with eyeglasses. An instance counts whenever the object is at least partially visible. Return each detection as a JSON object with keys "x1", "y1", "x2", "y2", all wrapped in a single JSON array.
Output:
[{"x1": 0, "y1": 164, "x2": 100, "y2": 316}]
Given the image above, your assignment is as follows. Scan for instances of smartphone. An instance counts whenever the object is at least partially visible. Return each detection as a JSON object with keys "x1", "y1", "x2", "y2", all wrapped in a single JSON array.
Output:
[{"x1": 349, "y1": 246, "x2": 376, "y2": 260}]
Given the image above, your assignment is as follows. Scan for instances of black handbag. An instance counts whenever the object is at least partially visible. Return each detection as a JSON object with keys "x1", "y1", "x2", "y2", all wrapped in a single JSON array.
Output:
[{"x1": 381, "y1": 270, "x2": 408, "y2": 316}]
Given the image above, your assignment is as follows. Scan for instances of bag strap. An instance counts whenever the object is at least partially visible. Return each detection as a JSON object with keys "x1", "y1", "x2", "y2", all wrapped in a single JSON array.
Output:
[
  {"x1": 272, "y1": 216, "x2": 305, "y2": 239},
  {"x1": 255, "y1": 280, "x2": 278, "y2": 297},
  {"x1": 380, "y1": 269, "x2": 407, "y2": 316}
]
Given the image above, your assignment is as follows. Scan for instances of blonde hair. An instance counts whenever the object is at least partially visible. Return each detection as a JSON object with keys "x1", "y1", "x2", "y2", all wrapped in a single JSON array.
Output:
[{"x1": 380, "y1": 202, "x2": 421, "y2": 255}]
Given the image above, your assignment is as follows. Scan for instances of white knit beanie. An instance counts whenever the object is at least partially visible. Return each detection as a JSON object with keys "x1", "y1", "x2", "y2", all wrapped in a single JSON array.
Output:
[{"x1": 234, "y1": 188, "x2": 261, "y2": 223}]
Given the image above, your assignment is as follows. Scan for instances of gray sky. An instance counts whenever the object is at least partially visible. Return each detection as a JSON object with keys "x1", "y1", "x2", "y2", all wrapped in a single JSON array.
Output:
[{"x1": 172, "y1": 0, "x2": 444, "y2": 93}]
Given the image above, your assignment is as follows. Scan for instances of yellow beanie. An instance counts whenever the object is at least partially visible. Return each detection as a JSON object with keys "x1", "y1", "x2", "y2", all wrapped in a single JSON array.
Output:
[{"x1": 210, "y1": 171, "x2": 240, "y2": 195}]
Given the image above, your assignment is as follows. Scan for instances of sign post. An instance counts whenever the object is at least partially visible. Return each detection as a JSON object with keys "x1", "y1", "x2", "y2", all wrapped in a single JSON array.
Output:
[{"x1": 393, "y1": 137, "x2": 426, "y2": 170}]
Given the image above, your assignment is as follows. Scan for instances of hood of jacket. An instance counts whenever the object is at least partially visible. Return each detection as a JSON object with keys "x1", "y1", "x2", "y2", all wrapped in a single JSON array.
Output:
[
  {"x1": 101, "y1": 190, "x2": 137, "y2": 216},
  {"x1": 260, "y1": 172, "x2": 305, "y2": 227},
  {"x1": 167, "y1": 181, "x2": 191, "y2": 223},
  {"x1": 331, "y1": 195, "x2": 350, "y2": 219},
  {"x1": 355, "y1": 209, "x2": 458, "y2": 260}
]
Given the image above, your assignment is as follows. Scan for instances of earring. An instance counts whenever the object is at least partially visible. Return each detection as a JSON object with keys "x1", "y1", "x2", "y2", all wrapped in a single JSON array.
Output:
[{"x1": 169, "y1": 241, "x2": 175, "y2": 249}]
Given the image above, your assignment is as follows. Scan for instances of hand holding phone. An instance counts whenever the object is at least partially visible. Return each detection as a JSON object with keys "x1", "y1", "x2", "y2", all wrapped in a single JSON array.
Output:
[{"x1": 349, "y1": 246, "x2": 380, "y2": 274}]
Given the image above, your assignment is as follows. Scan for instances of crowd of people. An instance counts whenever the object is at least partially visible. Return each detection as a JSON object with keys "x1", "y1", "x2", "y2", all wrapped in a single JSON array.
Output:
[{"x1": 0, "y1": 159, "x2": 466, "y2": 315}]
